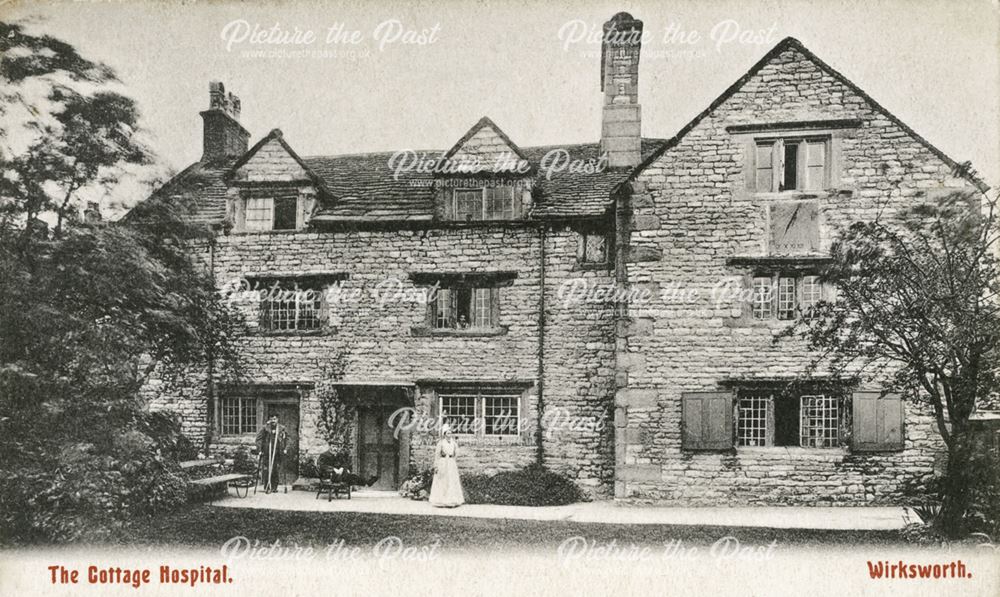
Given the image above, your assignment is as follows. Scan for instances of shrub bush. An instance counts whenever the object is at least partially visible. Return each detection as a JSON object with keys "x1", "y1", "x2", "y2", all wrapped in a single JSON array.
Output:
[
  {"x1": 462, "y1": 464, "x2": 585, "y2": 506},
  {"x1": 298, "y1": 458, "x2": 319, "y2": 480},
  {"x1": 0, "y1": 413, "x2": 190, "y2": 544},
  {"x1": 968, "y1": 450, "x2": 1000, "y2": 539},
  {"x1": 399, "y1": 469, "x2": 433, "y2": 500}
]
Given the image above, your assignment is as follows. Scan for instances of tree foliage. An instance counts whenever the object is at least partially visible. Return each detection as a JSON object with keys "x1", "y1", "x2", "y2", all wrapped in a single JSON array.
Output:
[
  {"x1": 785, "y1": 190, "x2": 1000, "y2": 536},
  {"x1": 0, "y1": 21, "x2": 152, "y2": 234},
  {"x1": 0, "y1": 22, "x2": 242, "y2": 543}
]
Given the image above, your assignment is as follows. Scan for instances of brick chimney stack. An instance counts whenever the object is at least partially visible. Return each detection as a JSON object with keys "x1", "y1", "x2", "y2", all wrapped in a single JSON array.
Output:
[
  {"x1": 200, "y1": 81, "x2": 250, "y2": 161},
  {"x1": 600, "y1": 12, "x2": 643, "y2": 168}
]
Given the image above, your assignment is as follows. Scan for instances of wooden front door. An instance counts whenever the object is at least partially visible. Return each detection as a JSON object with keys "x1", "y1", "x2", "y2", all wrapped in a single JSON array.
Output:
[
  {"x1": 358, "y1": 405, "x2": 399, "y2": 490},
  {"x1": 265, "y1": 402, "x2": 299, "y2": 481}
]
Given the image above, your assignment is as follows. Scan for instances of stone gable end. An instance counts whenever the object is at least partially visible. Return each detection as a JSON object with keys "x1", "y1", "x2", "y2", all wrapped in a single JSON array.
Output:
[
  {"x1": 615, "y1": 43, "x2": 979, "y2": 504},
  {"x1": 448, "y1": 124, "x2": 521, "y2": 167},
  {"x1": 232, "y1": 137, "x2": 311, "y2": 183}
]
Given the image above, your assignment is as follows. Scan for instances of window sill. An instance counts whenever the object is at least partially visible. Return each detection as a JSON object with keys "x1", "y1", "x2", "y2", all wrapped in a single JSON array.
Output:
[
  {"x1": 250, "y1": 328, "x2": 333, "y2": 337},
  {"x1": 749, "y1": 189, "x2": 852, "y2": 199},
  {"x1": 228, "y1": 228, "x2": 307, "y2": 235},
  {"x1": 419, "y1": 434, "x2": 531, "y2": 446},
  {"x1": 410, "y1": 326, "x2": 510, "y2": 337},
  {"x1": 726, "y1": 255, "x2": 832, "y2": 268},
  {"x1": 723, "y1": 316, "x2": 799, "y2": 329},
  {"x1": 736, "y1": 446, "x2": 848, "y2": 456},
  {"x1": 214, "y1": 434, "x2": 257, "y2": 443},
  {"x1": 573, "y1": 261, "x2": 612, "y2": 272}
]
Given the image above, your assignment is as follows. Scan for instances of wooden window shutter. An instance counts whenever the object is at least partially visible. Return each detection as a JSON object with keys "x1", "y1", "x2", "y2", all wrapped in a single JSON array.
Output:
[
  {"x1": 804, "y1": 140, "x2": 827, "y2": 191},
  {"x1": 754, "y1": 142, "x2": 774, "y2": 192},
  {"x1": 851, "y1": 391, "x2": 904, "y2": 452},
  {"x1": 513, "y1": 182, "x2": 524, "y2": 219},
  {"x1": 234, "y1": 196, "x2": 246, "y2": 231},
  {"x1": 297, "y1": 195, "x2": 315, "y2": 228},
  {"x1": 681, "y1": 391, "x2": 733, "y2": 450}
]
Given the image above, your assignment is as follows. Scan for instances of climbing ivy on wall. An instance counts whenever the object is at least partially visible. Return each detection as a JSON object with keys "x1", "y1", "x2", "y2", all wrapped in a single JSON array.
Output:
[{"x1": 314, "y1": 351, "x2": 352, "y2": 448}]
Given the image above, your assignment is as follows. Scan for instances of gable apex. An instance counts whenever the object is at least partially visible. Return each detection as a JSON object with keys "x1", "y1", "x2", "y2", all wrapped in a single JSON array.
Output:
[
  {"x1": 439, "y1": 116, "x2": 532, "y2": 175},
  {"x1": 619, "y1": 36, "x2": 988, "y2": 194},
  {"x1": 226, "y1": 128, "x2": 336, "y2": 199}
]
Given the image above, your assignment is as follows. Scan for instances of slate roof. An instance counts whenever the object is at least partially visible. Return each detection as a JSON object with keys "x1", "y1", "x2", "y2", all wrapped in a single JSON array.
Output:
[
  {"x1": 144, "y1": 160, "x2": 233, "y2": 225},
  {"x1": 305, "y1": 138, "x2": 665, "y2": 223},
  {"x1": 152, "y1": 138, "x2": 665, "y2": 225},
  {"x1": 522, "y1": 140, "x2": 665, "y2": 217},
  {"x1": 303, "y1": 151, "x2": 437, "y2": 222}
]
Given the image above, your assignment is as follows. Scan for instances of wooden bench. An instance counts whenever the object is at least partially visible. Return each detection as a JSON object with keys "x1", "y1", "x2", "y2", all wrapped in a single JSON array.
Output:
[
  {"x1": 179, "y1": 458, "x2": 222, "y2": 470},
  {"x1": 190, "y1": 473, "x2": 253, "y2": 501},
  {"x1": 316, "y1": 477, "x2": 352, "y2": 501}
]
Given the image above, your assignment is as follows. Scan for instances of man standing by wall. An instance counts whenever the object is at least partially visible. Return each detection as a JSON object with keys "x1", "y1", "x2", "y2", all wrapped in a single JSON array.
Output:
[{"x1": 256, "y1": 415, "x2": 287, "y2": 493}]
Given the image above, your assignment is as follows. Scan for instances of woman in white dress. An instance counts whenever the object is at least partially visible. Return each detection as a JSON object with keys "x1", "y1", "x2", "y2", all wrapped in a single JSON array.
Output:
[{"x1": 429, "y1": 424, "x2": 465, "y2": 508}]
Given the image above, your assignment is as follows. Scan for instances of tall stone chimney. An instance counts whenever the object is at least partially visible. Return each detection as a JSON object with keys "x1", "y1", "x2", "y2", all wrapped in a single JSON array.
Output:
[
  {"x1": 600, "y1": 12, "x2": 643, "y2": 168},
  {"x1": 200, "y1": 81, "x2": 250, "y2": 161}
]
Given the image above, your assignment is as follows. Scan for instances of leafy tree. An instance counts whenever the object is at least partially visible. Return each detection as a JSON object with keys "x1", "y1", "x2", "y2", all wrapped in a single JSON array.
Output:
[
  {"x1": 0, "y1": 21, "x2": 152, "y2": 236},
  {"x1": 785, "y1": 190, "x2": 1000, "y2": 537},
  {"x1": 0, "y1": 21, "x2": 242, "y2": 542}
]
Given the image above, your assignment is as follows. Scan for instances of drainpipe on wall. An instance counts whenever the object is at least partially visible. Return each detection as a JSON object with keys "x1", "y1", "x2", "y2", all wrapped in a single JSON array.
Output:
[
  {"x1": 535, "y1": 224, "x2": 546, "y2": 466},
  {"x1": 612, "y1": 186, "x2": 632, "y2": 497},
  {"x1": 204, "y1": 228, "x2": 218, "y2": 455}
]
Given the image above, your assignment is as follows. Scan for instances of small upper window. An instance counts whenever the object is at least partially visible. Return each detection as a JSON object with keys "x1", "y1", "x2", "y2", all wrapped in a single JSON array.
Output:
[
  {"x1": 451, "y1": 185, "x2": 517, "y2": 221},
  {"x1": 801, "y1": 275, "x2": 823, "y2": 313},
  {"x1": 751, "y1": 277, "x2": 774, "y2": 320},
  {"x1": 257, "y1": 279, "x2": 324, "y2": 331},
  {"x1": 754, "y1": 137, "x2": 828, "y2": 192},
  {"x1": 432, "y1": 287, "x2": 497, "y2": 329},
  {"x1": 750, "y1": 274, "x2": 824, "y2": 320},
  {"x1": 578, "y1": 231, "x2": 609, "y2": 265},
  {"x1": 273, "y1": 197, "x2": 298, "y2": 230},
  {"x1": 242, "y1": 195, "x2": 304, "y2": 231},
  {"x1": 244, "y1": 198, "x2": 273, "y2": 231}
]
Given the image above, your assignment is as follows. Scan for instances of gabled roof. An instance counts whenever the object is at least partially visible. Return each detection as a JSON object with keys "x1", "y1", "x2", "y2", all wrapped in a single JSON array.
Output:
[
  {"x1": 227, "y1": 128, "x2": 336, "y2": 200},
  {"x1": 440, "y1": 116, "x2": 530, "y2": 165},
  {"x1": 617, "y1": 37, "x2": 989, "y2": 194}
]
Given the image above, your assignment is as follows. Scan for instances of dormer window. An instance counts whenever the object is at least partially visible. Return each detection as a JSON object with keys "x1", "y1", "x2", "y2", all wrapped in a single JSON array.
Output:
[
  {"x1": 452, "y1": 185, "x2": 517, "y2": 221},
  {"x1": 237, "y1": 190, "x2": 314, "y2": 232},
  {"x1": 245, "y1": 197, "x2": 297, "y2": 231}
]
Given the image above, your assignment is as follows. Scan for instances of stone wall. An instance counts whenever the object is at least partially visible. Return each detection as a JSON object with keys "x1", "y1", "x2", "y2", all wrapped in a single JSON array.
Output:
[
  {"x1": 146, "y1": 221, "x2": 617, "y2": 494},
  {"x1": 614, "y1": 44, "x2": 973, "y2": 503}
]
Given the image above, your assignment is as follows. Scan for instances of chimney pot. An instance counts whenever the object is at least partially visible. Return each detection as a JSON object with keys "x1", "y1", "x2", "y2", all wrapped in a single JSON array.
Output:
[{"x1": 200, "y1": 81, "x2": 250, "y2": 162}]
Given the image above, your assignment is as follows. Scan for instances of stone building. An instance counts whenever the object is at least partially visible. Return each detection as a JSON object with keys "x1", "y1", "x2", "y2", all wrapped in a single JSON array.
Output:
[{"x1": 145, "y1": 12, "x2": 986, "y2": 502}]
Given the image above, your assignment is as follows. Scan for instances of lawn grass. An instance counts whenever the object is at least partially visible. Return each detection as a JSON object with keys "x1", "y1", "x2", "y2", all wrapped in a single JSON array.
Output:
[{"x1": 112, "y1": 505, "x2": 911, "y2": 551}]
